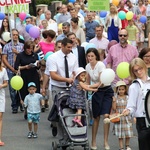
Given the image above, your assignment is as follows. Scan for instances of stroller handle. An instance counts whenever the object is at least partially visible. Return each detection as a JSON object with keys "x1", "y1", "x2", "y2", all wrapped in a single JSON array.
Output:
[{"x1": 61, "y1": 114, "x2": 87, "y2": 118}]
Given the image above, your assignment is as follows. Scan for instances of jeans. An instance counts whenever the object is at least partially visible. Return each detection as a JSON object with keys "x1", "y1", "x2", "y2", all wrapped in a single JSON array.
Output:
[{"x1": 7, "y1": 72, "x2": 18, "y2": 110}]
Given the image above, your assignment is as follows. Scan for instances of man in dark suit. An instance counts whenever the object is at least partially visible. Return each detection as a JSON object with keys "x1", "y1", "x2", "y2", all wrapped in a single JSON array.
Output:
[{"x1": 67, "y1": 32, "x2": 86, "y2": 68}]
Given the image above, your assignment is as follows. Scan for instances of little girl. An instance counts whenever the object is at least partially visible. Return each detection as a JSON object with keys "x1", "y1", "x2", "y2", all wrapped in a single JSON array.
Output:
[
  {"x1": 112, "y1": 81, "x2": 133, "y2": 150},
  {"x1": 67, "y1": 67, "x2": 99, "y2": 127}
]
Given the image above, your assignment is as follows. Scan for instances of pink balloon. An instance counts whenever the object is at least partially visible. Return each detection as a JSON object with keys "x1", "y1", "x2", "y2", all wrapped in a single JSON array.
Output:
[
  {"x1": 133, "y1": 14, "x2": 137, "y2": 20},
  {"x1": 29, "y1": 26, "x2": 40, "y2": 38},
  {"x1": 19, "y1": 12, "x2": 27, "y2": 21}
]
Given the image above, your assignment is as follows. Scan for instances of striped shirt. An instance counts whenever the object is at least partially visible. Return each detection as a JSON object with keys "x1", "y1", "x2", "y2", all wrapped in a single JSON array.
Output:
[
  {"x1": 2, "y1": 41, "x2": 24, "y2": 73},
  {"x1": 106, "y1": 43, "x2": 138, "y2": 84}
]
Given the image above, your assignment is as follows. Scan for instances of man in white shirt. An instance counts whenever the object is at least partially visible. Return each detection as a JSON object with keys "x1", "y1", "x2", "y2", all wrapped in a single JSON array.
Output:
[
  {"x1": 42, "y1": 38, "x2": 78, "y2": 136},
  {"x1": 89, "y1": 25, "x2": 109, "y2": 50}
]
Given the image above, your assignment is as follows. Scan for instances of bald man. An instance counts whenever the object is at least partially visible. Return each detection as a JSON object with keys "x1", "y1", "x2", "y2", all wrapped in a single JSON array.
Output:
[{"x1": 106, "y1": 29, "x2": 139, "y2": 85}]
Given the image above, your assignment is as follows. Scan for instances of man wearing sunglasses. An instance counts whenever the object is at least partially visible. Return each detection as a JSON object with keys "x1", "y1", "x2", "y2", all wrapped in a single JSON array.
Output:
[{"x1": 106, "y1": 29, "x2": 139, "y2": 86}]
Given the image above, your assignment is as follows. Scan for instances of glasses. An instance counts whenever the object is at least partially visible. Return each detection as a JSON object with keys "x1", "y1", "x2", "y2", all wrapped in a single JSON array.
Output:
[
  {"x1": 119, "y1": 34, "x2": 127, "y2": 37},
  {"x1": 133, "y1": 67, "x2": 143, "y2": 73},
  {"x1": 143, "y1": 55, "x2": 150, "y2": 58},
  {"x1": 13, "y1": 34, "x2": 19, "y2": 36}
]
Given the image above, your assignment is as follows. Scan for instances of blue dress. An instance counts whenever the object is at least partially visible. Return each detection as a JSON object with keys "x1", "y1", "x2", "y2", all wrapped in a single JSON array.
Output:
[
  {"x1": 108, "y1": 19, "x2": 119, "y2": 42},
  {"x1": 66, "y1": 79, "x2": 86, "y2": 110}
]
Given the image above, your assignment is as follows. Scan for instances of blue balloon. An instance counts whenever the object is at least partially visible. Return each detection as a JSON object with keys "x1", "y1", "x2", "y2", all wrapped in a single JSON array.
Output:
[
  {"x1": 0, "y1": 13, "x2": 5, "y2": 20},
  {"x1": 139, "y1": 16, "x2": 147, "y2": 23},
  {"x1": 40, "y1": 14, "x2": 45, "y2": 20},
  {"x1": 25, "y1": 24, "x2": 33, "y2": 33},
  {"x1": 100, "y1": 11, "x2": 107, "y2": 18},
  {"x1": 85, "y1": 43, "x2": 97, "y2": 52},
  {"x1": 44, "y1": 52, "x2": 54, "y2": 60},
  {"x1": 25, "y1": 14, "x2": 31, "y2": 20},
  {"x1": 69, "y1": 0, "x2": 76, "y2": 3}
]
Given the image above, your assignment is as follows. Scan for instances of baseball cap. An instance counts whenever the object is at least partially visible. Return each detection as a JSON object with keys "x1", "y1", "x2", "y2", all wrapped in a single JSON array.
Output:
[{"x1": 28, "y1": 82, "x2": 36, "y2": 88}]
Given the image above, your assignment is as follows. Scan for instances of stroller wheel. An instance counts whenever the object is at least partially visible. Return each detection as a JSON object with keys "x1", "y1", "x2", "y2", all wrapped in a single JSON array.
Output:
[
  {"x1": 84, "y1": 141, "x2": 90, "y2": 150},
  {"x1": 61, "y1": 146, "x2": 67, "y2": 150},
  {"x1": 52, "y1": 141, "x2": 57, "y2": 150}
]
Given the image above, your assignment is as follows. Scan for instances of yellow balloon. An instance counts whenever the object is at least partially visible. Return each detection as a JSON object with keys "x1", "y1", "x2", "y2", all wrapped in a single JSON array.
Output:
[
  {"x1": 10, "y1": 75, "x2": 24, "y2": 90},
  {"x1": 126, "y1": 11, "x2": 133, "y2": 20},
  {"x1": 112, "y1": 0, "x2": 119, "y2": 6},
  {"x1": 58, "y1": 23, "x2": 62, "y2": 29},
  {"x1": 116, "y1": 62, "x2": 130, "y2": 79},
  {"x1": 127, "y1": 40, "x2": 131, "y2": 45}
]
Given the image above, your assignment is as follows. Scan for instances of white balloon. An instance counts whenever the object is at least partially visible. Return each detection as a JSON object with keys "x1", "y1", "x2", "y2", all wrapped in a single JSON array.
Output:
[
  {"x1": 100, "y1": 68, "x2": 115, "y2": 85},
  {"x1": 2, "y1": 32, "x2": 11, "y2": 42},
  {"x1": 81, "y1": 42, "x2": 89, "y2": 51}
]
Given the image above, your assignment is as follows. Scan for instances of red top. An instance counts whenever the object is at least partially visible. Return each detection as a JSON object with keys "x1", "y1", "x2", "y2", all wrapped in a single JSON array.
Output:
[{"x1": 118, "y1": 8, "x2": 128, "y2": 29}]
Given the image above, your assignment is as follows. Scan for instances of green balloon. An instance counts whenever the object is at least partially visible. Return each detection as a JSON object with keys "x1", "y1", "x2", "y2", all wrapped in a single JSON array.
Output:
[
  {"x1": 10, "y1": 75, "x2": 24, "y2": 90},
  {"x1": 44, "y1": 52, "x2": 53, "y2": 61},
  {"x1": 116, "y1": 62, "x2": 130, "y2": 79}
]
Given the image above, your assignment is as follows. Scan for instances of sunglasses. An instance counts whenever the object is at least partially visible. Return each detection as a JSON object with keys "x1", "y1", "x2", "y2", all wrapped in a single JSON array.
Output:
[{"x1": 119, "y1": 34, "x2": 127, "y2": 37}]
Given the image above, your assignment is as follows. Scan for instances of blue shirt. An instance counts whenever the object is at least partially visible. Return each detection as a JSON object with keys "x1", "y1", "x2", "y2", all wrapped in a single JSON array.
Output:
[
  {"x1": 85, "y1": 21, "x2": 99, "y2": 38},
  {"x1": 56, "y1": 33, "x2": 67, "y2": 41},
  {"x1": 2, "y1": 41, "x2": 24, "y2": 73},
  {"x1": 24, "y1": 93, "x2": 43, "y2": 113},
  {"x1": 57, "y1": 12, "x2": 71, "y2": 24}
]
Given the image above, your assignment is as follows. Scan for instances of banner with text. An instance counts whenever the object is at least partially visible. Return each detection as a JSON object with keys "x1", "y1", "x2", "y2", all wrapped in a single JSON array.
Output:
[
  {"x1": 0, "y1": 0, "x2": 31, "y2": 13},
  {"x1": 88, "y1": 0, "x2": 110, "y2": 11},
  {"x1": 0, "y1": 0, "x2": 31, "y2": 6}
]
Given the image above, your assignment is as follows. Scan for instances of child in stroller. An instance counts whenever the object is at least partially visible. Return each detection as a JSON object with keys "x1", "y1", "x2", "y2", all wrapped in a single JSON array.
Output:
[{"x1": 66, "y1": 67, "x2": 99, "y2": 127}]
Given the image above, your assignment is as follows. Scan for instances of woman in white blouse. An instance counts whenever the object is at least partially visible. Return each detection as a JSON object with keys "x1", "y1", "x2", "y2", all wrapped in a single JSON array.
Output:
[
  {"x1": 86, "y1": 48, "x2": 114, "y2": 150},
  {"x1": 123, "y1": 58, "x2": 150, "y2": 150}
]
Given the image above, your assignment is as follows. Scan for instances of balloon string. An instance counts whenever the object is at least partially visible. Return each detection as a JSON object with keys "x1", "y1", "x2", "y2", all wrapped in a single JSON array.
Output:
[
  {"x1": 88, "y1": 83, "x2": 102, "y2": 99},
  {"x1": 18, "y1": 91, "x2": 22, "y2": 100},
  {"x1": 16, "y1": 68, "x2": 20, "y2": 75}
]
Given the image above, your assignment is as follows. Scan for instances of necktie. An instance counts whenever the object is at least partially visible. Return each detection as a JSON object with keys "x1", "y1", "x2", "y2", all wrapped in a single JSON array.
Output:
[{"x1": 64, "y1": 55, "x2": 69, "y2": 86}]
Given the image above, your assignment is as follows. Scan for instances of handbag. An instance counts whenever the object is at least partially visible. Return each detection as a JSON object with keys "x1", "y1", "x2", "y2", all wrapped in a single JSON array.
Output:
[{"x1": 109, "y1": 112, "x2": 120, "y2": 123}]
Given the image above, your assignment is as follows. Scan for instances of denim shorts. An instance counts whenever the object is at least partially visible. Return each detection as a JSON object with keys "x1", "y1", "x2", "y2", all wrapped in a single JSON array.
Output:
[
  {"x1": 27, "y1": 113, "x2": 40, "y2": 123},
  {"x1": 92, "y1": 86, "x2": 114, "y2": 118}
]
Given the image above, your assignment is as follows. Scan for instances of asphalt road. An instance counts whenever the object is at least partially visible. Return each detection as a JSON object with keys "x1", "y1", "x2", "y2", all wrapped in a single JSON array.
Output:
[{"x1": 1, "y1": 88, "x2": 138, "y2": 150}]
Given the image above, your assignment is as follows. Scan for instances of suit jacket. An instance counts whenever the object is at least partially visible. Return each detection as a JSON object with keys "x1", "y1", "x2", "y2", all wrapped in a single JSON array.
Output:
[{"x1": 77, "y1": 45, "x2": 86, "y2": 68}]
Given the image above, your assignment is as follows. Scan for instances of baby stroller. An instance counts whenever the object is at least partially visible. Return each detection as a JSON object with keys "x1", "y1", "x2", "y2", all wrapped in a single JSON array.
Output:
[{"x1": 48, "y1": 90, "x2": 89, "y2": 150}]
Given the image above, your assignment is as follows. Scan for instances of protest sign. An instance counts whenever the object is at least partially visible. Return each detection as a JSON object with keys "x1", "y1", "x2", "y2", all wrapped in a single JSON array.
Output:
[
  {"x1": 88, "y1": 0, "x2": 110, "y2": 11},
  {"x1": 0, "y1": 0, "x2": 31, "y2": 13}
]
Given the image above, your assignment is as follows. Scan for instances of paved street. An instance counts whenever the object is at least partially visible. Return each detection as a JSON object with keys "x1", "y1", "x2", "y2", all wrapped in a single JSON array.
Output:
[{"x1": 1, "y1": 88, "x2": 138, "y2": 150}]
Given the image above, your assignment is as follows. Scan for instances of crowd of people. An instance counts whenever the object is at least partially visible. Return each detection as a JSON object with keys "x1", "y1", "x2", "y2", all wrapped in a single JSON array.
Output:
[{"x1": 0, "y1": 0, "x2": 150, "y2": 149}]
